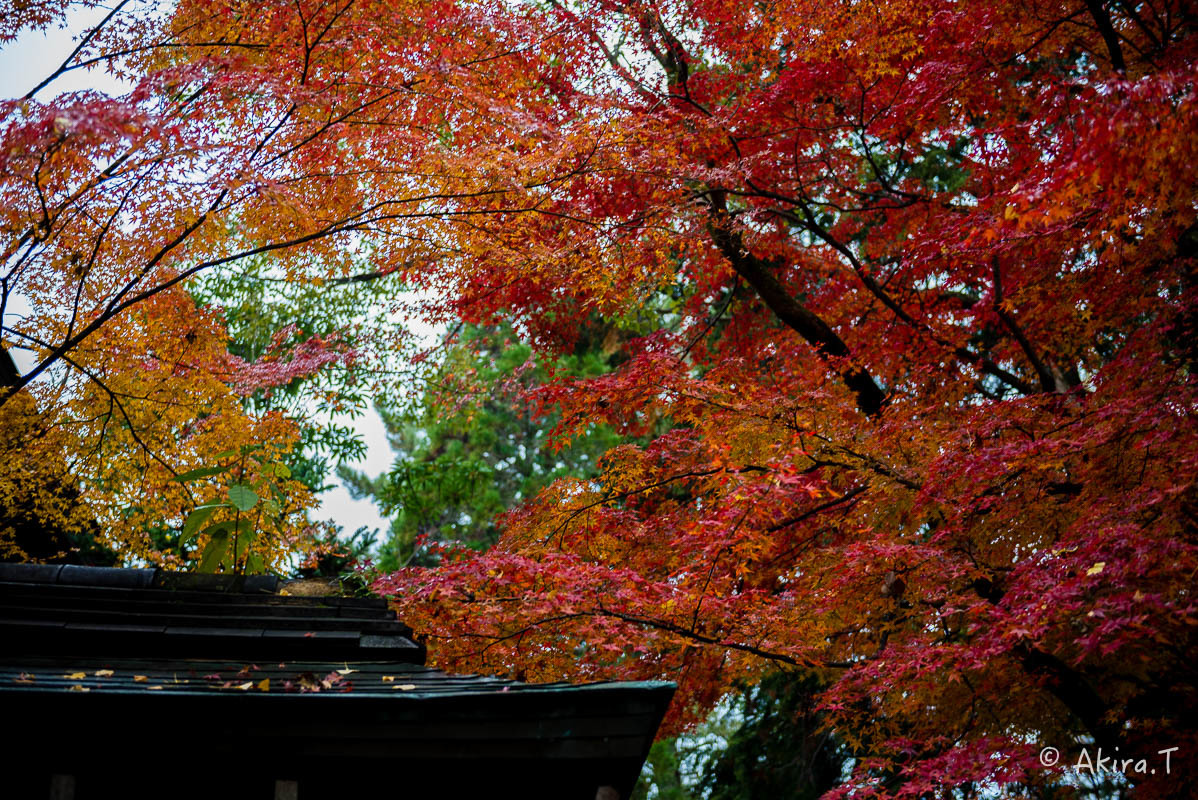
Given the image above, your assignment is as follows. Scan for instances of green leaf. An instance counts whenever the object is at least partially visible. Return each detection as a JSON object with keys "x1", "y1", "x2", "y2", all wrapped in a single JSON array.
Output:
[
  {"x1": 203, "y1": 520, "x2": 235, "y2": 537},
  {"x1": 198, "y1": 533, "x2": 229, "y2": 573},
  {"x1": 264, "y1": 462, "x2": 291, "y2": 479},
  {"x1": 191, "y1": 520, "x2": 235, "y2": 554},
  {"x1": 244, "y1": 552, "x2": 266, "y2": 575},
  {"x1": 172, "y1": 465, "x2": 232, "y2": 483},
  {"x1": 179, "y1": 504, "x2": 225, "y2": 545},
  {"x1": 227, "y1": 483, "x2": 259, "y2": 512},
  {"x1": 232, "y1": 523, "x2": 257, "y2": 563}
]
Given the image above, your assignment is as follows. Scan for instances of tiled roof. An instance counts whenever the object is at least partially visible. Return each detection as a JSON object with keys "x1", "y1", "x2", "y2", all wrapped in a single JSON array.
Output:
[
  {"x1": 0, "y1": 562, "x2": 423, "y2": 661},
  {"x1": 0, "y1": 563, "x2": 674, "y2": 799}
]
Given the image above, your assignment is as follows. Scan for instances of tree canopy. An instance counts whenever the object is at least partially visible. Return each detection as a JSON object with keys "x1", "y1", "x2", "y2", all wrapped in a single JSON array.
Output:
[{"x1": 3, "y1": 1, "x2": 1196, "y2": 795}]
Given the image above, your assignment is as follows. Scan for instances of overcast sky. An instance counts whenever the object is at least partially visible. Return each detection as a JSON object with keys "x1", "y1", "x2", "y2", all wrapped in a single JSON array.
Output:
[{"x1": 0, "y1": 7, "x2": 396, "y2": 540}]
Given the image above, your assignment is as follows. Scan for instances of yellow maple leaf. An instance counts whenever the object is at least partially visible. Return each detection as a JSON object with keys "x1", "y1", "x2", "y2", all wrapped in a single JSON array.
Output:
[{"x1": 1086, "y1": 562, "x2": 1105, "y2": 576}]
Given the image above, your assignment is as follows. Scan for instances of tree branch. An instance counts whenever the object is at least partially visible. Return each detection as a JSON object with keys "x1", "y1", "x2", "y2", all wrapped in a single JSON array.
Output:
[
  {"x1": 1084, "y1": 0, "x2": 1127, "y2": 72},
  {"x1": 706, "y1": 200, "x2": 887, "y2": 416}
]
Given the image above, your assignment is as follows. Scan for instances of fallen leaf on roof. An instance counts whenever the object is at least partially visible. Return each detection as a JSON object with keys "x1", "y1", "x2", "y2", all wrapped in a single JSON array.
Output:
[
  {"x1": 64, "y1": 672, "x2": 87, "y2": 680},
  {"x1": 147, "y1": 686, "x2": 163, "y2": 691},
  {"x1": 14, "y1": 673, "x2": 35, "y2": 685},
  {"x1": 236, "y1": 682, "x2": 253, "y2": 691},
  {"x1": 94, "y1": 669, "x2": 114, "y2": 677},
  {"x1": 381, "y1": 675, "x2": 396, "y2": 682},
  {"x1": 133, "y1": 675, "x2": 148, "y2": 682},
  {"x1": 336, "y1": 668, "x2": 357, "y2": 676},
  {"x1": 393, "y1": 684, "x2": 417, "y2": 691},
  {"x1": 69, "y1": 685, "x2": 89, "y2": 692},
  {"x1": 257, "y1": 679, "x2": 270, "y2": 692}
]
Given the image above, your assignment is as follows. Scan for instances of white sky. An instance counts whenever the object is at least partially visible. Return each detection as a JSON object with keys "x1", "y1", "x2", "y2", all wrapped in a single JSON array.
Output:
[{"x1": 0, "y1": 6, "x2": 396, "y2": 539}]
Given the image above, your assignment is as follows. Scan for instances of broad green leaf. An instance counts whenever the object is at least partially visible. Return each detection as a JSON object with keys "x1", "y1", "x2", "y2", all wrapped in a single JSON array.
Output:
[
  {"x1": 172, "y1": 465, "x2": 232, "y2": 483},
  {"x1": 232, "y1": 524, "x2": 257, "y2": 563},
  {"x1": 244, "y1": 553, "x2": 266, "y2": 575},
  {"x1": 179, "y1": 504, "x2": 225, "y2": 544},
  {"x1": 201, "y1": 520, "x2": 235, "y2": 538},
  {"x1": 227, "y1": 483, "x2": 259, "y2": 512},
  {"x1": 198, "y1": 533, "x2": 228, "y2": 573},
  {"x1": 263, "y1": 462, "x2": 291, "y2": 479}
]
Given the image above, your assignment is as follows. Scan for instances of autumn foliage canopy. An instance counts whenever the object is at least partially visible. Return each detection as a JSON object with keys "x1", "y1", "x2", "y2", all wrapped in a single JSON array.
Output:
[{"x1": 3, "y1": 0, "x2": 1197, "y2": 795}]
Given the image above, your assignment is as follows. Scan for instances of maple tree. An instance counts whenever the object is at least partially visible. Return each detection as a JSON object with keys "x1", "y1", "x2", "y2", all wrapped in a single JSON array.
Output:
[
  {"x1": 3, "y1": 0, "x2": 1197, "y2": 795},
  {"x1": 369, "y1": 2, "x2": 1198, "y2": 796}
]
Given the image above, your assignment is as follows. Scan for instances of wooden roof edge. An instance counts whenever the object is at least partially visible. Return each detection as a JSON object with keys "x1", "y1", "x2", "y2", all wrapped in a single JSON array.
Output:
[{"x1": 0, "y1": 562, "x2": 281, "y2": 594}]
